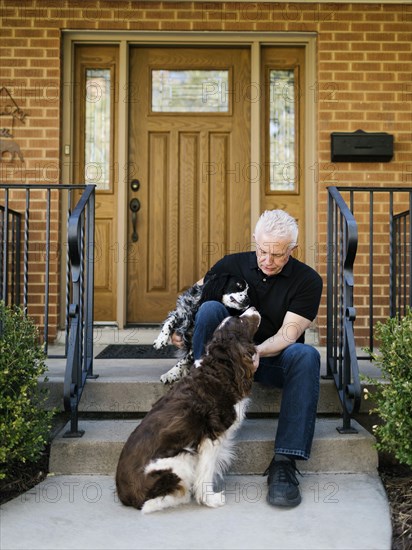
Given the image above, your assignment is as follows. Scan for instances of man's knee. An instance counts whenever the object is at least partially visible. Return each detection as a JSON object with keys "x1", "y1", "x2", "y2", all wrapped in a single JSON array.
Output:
[
  {"x1": 193, "y1": 301, "x2": 229, "y2": 360},
  {"x1": 196, "y1": 301, "x2": 229, "y2": 323},
  {"x1": 285, "y1": 343, "x2": 320, "y2": 372}
]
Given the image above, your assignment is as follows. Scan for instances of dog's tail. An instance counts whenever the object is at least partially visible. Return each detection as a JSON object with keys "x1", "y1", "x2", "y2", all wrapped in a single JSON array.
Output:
[
  {"x1": 142, "y1": 455, "x2": 196, "y2": 513},
  {"x1": 116, "y1": 467, "x2": 181, "y2": 510},
  {"x1": 116, "y1": 454, "x2": 196, "y2": 512},
  {"x1": 115, "y1": 469, "x2": 147, "y2": 509}
]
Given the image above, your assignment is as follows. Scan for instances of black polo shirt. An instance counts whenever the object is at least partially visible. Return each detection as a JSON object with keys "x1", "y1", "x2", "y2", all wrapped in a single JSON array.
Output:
[{"x1": 205, "y1": 252, "x2": 323, "y2": 345}]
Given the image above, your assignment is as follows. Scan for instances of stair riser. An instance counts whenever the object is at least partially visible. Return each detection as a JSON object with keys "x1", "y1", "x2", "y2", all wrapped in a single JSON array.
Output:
[
  {"x1": 49, "y1": 419, "x2": 378, "y2": 476},
  {"x1": 42, "y1": 381, "x2": 373, "y2": 415}
]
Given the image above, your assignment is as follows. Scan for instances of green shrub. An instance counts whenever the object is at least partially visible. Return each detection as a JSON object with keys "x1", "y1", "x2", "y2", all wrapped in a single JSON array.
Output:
[
  {"x1": 0, "y1": 302, "x2": 55, "y2": 480},
  {"x1": 365, "y1": 308, "x2": 412, "y2": 467}
]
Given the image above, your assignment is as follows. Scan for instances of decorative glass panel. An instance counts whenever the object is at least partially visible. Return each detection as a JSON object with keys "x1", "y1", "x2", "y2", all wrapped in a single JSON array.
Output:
[
  {"x1": 85, "y1": 69, "x2": 111, "y2": 190},
  {"x1": 152, "y1": 70, "x2": 229, "y2": 113},
  {"x1": 268, "y1": 69, "x2": 297, "y2": 192}
]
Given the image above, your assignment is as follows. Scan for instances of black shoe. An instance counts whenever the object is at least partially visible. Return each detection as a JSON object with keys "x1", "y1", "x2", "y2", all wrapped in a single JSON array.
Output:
[{"x1": 264, "y1": 455, "x2": 302, "y2": 507}]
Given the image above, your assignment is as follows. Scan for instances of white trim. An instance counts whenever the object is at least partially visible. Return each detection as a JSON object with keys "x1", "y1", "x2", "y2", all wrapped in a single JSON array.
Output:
[
  {"x1": 303, "y1": 37, "x2": 318, "y2": 266},
  {"x1": 59, "y1": 37, "x2": 74, "y2": 327},
  {"x1": 117, "y1": 41, "x2": 129, "y2": 328},
  {"x1": 250, "y1": 41, "x2": 261, "y2": 232},
  {"x1": 62, "y1": 30, "x2": 317, "y2": 43},
  {"x1": 62, "y1": 31, "x2": 318, "y2": 327}
]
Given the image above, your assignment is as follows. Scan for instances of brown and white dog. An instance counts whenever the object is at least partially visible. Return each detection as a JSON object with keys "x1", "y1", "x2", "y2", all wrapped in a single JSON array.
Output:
[{"x1": 115, "y1": 307, "x2": 260, "y2": 514}]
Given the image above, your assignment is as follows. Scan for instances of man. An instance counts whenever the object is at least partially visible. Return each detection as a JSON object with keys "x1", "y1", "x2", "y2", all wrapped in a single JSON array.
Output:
[{"x1": 172, "y1": 210, "x2": 323, "y2": 507}]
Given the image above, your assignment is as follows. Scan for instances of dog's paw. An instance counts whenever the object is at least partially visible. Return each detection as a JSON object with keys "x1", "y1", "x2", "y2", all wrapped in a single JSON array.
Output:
[
  {"x1": 202, "y1": 491, "x2": 226, "y2": 508},
  {"x1": 153, "y1": 333, "x2": 169, "y2": 349},
  {"x1": 160, "y1": 361, "x2": 191, "y2": 384},
  {"x1": 160, "y1": 372, "x2": 172, "y2": 384},
  {"x1": 160, "y1": 365, "x2": 183, "y2": 384}
]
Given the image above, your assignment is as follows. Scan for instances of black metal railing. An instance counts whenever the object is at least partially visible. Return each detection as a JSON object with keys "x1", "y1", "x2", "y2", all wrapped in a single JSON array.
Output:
[
  {"x1": 0, "y1": 184, "x2": 96, "y2": 437},
  {"x1": 327, "y1": 187, "x2": 361, "y2": 433},
  {"x1": 64, "y1": 184, "x2": 97, "y2": 437},
  {"x1": 327, "y1": 186, "x2": 412, "y2": 432},
  {"x1": 0, "y1": 204, "x2": 21, "y2": 306},
  {"x1": 392, "y1": 206, "x2": 411, "y2": 318}
]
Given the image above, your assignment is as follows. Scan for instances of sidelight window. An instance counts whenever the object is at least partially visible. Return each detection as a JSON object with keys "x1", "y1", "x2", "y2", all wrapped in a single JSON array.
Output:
[
  {"x1": 267, "y1": 69, "x2": 298, "y2": 193},
  {"x1": 84, "y1": 68, "x2": 112, "y2": 190}
]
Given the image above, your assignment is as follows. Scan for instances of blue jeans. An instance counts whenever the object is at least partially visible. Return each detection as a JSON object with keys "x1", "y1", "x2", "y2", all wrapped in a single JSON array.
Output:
[{"x1": 193, "y1": 301, "x2": 320, "y2": 460}]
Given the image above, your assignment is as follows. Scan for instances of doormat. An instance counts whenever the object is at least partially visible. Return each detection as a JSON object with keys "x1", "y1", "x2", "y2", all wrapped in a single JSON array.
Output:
[{"x1": 95, "y1": 344, "x2": 179, "y2": 359}]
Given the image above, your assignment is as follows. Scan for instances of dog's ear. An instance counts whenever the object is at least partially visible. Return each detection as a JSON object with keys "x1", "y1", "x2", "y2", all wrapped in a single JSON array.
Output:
[
  {"x1": 199, "y1": 273, "x2": 231, "y2": 304},
  {"x1": 207, "y1": 317, "x2": 256, "y2": 392}
]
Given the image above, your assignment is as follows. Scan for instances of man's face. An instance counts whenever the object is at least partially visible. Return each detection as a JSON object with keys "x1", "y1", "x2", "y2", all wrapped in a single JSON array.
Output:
[{"x1": 253, "y1": 230, "x2": 296, "y2": 276}]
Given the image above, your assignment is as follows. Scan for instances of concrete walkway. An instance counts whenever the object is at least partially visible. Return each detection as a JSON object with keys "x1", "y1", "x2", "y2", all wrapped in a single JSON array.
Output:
[{"x1": 1, "y1": 473, "x2": 391, "y2": 550}]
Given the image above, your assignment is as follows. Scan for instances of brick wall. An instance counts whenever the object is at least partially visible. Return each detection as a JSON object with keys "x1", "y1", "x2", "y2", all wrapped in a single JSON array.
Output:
[{"x1": 0, "y1": 1, "x2": 411, "y2": 340}]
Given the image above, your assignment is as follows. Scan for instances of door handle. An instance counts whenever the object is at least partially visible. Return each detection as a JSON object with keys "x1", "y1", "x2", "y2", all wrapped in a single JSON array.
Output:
[{"x1": 129, "y1": 198, "x2": 141, "y2": 242}]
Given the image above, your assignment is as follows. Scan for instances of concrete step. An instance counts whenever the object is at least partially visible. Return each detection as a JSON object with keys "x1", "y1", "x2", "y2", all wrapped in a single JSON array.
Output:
[
  {"x1": 49, "y1": 417, "x2": 378, "y2": 476},
  {"x1": 43, "y1": 356, "x2": 375, "y2": 415}
]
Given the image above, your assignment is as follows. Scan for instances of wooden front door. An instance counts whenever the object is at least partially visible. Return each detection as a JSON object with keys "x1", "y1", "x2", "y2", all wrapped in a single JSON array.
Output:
[{"x1": 127, "y1": 47, "x2": 251, "y2": 323}]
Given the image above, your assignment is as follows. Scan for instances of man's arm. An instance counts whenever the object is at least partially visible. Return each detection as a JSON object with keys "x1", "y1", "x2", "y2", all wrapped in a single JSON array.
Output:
[{"x1": 255, "y1": 311, "x2": 313, "y2": 359}]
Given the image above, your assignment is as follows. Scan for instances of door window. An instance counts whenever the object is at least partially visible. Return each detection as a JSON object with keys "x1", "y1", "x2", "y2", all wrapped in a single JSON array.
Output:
[{"x1": 151, "y1": 69, "x2": 230, "y2": 113}]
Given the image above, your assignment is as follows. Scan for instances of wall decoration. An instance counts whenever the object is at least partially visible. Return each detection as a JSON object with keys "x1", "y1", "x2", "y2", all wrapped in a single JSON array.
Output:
[{"x1": 0, "y1": 86, "x2": 28, "y2": 162}]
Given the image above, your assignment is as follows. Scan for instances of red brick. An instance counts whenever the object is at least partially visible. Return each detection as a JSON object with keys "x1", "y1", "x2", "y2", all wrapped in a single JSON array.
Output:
[{"x1": 0, "y1": 0, "x2": 409, "y2": 340}]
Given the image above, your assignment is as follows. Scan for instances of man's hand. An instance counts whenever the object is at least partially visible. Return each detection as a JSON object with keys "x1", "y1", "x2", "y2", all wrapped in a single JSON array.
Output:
[
  {"x1": 252, "y1": 349, "x2": 260, "y2": 372},
  {"x1": 256, "y1": 311, "x2": 312, "y2": 358},
  {"x1": 171, "y1": 332, "x2": 184, "y2": 349}
]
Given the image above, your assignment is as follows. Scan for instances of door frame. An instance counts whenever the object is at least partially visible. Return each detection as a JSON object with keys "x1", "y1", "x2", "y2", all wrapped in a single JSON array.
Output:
[{"x1": 62, "y1": 31, "x2": 317, "y2": 329}]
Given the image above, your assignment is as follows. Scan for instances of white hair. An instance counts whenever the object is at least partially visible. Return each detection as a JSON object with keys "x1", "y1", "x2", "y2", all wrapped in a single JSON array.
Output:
[{"x1": 254, "y1": 210, "x2": 298, "y2": 248}]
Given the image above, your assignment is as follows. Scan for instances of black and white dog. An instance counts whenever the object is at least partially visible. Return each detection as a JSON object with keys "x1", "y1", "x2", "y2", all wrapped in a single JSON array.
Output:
[{"x1": 154, "y1": 273, "x2": 250, "y2": 384}]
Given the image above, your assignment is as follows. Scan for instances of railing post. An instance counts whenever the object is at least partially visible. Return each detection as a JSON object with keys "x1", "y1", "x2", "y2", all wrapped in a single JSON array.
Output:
[
  {"x1": 63, "y1": 303, "x2": 85, "y2": 438},
  {"x1": 409, "y1": 193, "x2": 412, "y2": 311},
  {"x1": 326, "y1": 188, "x2": 335, "y2": 379},
  {"x1": 389, "y1": 192, "x2": 396, "y2": 318},
  {"x1": 85, "y1": 188, "x2": 95, "y2": 378},
  {"x1": 1, "y1": 190, "x2": 9, "y2": 305},
  {"x1": 63, "y1": 221, "x2": 85, "y2": 437},
  {"x1": 326, "y1": 187, "x2": 361, "y2": 433},
  {"x1": 337, "y1": 309, "x2": 360, "y2": 434},
  {"x1": 63, "y1": 184, "x2": 97, "y2": 437},
  {"x1": 1, "y1": 200, "x2": 22, "y2": 308}
]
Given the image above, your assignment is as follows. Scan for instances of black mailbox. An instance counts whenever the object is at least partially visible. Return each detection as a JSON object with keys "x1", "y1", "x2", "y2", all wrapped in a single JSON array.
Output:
[{"x1": 331, "y1": 129, "x2": 393, "y2": 162}]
